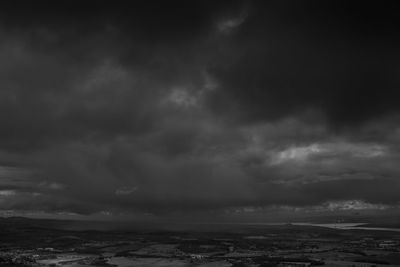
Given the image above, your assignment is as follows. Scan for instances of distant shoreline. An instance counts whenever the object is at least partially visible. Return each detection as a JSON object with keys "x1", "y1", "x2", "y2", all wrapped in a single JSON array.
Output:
[
  {"x1": 194, "y1": 222, "x2": 400, "y2": 233},
  {"x1": 291, "y1": 222, "x2": 400, "y2": 232}
]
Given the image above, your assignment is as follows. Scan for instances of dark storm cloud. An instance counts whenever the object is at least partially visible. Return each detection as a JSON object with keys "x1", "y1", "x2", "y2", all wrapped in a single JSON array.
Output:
[
  {"x1": 207, "y1": 1, "x2": 400, "y2": 127},
  {"x1": 1, "y1": 1, "x2": 400, "y2": 218}
]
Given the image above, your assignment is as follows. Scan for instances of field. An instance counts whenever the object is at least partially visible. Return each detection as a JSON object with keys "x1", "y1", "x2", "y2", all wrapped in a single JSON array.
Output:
[{"x1": 1, "y1": 217, "x2": 400, "y2": 266}]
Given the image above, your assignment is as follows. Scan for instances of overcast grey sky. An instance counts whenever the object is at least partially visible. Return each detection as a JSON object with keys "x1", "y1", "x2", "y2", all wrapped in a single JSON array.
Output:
[{"x1": 1, "y1": 1, "x2": 400, "y2": 221}]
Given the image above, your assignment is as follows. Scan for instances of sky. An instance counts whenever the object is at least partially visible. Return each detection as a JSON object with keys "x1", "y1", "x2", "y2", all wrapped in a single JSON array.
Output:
[{"x1": 1, "y1": 1, "x2": 400, "y2": 221}]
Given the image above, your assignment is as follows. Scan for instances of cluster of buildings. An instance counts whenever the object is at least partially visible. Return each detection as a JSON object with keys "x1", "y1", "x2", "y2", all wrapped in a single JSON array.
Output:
[{"x1": 345, "y1": 237, "x2": 400, "y2": 251}]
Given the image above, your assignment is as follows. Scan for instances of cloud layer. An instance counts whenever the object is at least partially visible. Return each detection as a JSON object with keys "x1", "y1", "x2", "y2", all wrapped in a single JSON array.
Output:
[{"x1": 1, "y1": 1, "x2": 400, "y2": 219}]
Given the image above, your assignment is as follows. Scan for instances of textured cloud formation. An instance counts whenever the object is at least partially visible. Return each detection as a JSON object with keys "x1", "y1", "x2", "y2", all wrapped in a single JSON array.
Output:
[{"x1": 1, "y1": 1, "x2": 400, "y2": 219}]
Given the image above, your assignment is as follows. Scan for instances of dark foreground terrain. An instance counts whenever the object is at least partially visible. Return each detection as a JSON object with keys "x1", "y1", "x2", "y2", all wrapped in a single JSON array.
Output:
[{"x1": 1, "y1": 217, "x2": 400, "y2": 267}]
